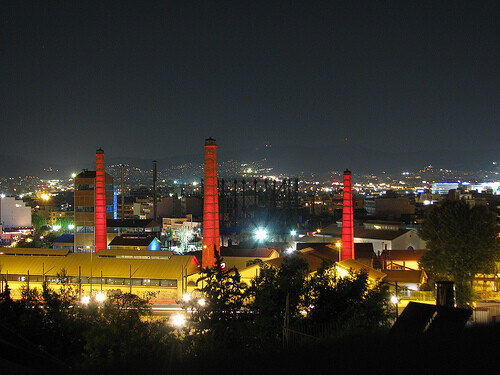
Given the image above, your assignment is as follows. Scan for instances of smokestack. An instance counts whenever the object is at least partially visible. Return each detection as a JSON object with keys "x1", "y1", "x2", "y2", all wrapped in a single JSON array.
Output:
[
  {"x1": 153, "y1": 160, "x2": 157, "y2": 222},
  {"x1": 202, "y1": 137, "x2": 220, "y2": 268},
  {"x1": 341, "y1": 169, "x2": 354, "y2": 260},
  {"x1": 95, "y1": 148, "x2": 107, "y2": 252}
]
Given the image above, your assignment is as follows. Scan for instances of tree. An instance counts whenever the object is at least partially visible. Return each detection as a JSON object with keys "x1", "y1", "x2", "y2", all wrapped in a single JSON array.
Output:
[
  {"x1": 162, "y1": 227, "x2": 174, "y2": 248},
  {"x1": 304, "y1": 261, "x2": 391, "y2": 334},
  {"x1": 176, "y1": 227, "x2": 194, "y2": 251},
  {"x1": 182, "y1": 252, "x2": 249, "y2": 354},
  {"x1": 191, "y1": 252, "x2": 246, "y2": 328},
  {"x1": 418, "y1": 199, "x2": 500, "y2": 307},
  {"x1": 246, "y1": 253, "x2": 309, "y2": 342},
  {"x1": 31, "y1": 212, "x2": 46, "y2": 230}
]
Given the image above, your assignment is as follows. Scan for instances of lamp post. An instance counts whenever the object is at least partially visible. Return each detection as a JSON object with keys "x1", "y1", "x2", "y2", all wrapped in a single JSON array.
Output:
[
  {"x1": 335, "y1": 241, "x2": 342, "y2": 262},
  {"x1": 391, "y1": 281, "x2": 399, "y2": 319}
]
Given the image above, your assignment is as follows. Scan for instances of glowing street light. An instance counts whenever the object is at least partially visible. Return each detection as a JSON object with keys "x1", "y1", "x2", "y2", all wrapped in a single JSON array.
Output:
[
  {"x1": 391, "y1": 295, "x2": 400, "y2": 305},
  {"x1": 182, "y1": 293, "x2": 191, "y2": 302},
  {"x1": 172, "y1": 314, "x2": 186, "y2": 328},
  {"x1": 255, "y1": 228, "x2": 267, "y2": 241},
  {"x1": 335, "y1": 241, "x2": 342, "y2": 261},
  {"x1": 95, "y1": 292, "x2": 106, "y2": 303},
  {"x1": 198, "y1": 298, "x2": 206, "y2": 307},
  {"x1": 81, "y1": 296, "x2": 90, "y2": 305},
  {"x1": 290, "y1": 230, "x2": 297, "y2": 236}
]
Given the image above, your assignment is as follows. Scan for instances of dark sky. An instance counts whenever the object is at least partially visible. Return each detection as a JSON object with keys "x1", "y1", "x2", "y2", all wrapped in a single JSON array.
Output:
[{"x1": 1, "y1": 1, "x2": 498, "y2": 172}]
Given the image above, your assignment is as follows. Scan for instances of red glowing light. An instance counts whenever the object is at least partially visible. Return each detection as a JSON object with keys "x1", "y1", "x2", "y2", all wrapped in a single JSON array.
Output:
[
  {"x1": 95, "y1": 148, "x2": 107, "y2": 252},
  {"x1": 341, "y1": 169, "x2": 355, "y2": 260},
  {"x1": 202, "y1": 138, "x2": 220, "y2": 268}
]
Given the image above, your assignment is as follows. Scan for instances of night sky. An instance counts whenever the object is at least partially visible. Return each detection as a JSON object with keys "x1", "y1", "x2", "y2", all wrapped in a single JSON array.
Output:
[{"x1": 1, "y1": 1, "x2": 498, "y2": 173}]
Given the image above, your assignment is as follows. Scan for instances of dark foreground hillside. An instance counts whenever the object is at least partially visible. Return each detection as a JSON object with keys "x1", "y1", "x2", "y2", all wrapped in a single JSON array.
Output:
[
  {"x1": 68, "y1": 323, "x2": 497, "y2": 375},
  {"x1": 2, "y1": 323, "x2": 498, "y2": 375}
]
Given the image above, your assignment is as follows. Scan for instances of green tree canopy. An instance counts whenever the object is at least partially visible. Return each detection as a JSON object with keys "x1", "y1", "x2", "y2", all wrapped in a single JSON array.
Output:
[
  {"x1": 418, "y1": 199, "x2": 500, "y2": 307},
  {"x1": 304, "y1": 261, "x2": 391, "y2": 332}
]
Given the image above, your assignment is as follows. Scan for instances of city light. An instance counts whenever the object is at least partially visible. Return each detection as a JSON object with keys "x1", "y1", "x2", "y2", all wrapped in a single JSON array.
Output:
[
  {"x1": 290, "y1": 230, "x2": 297, "y2": 236},
  {"x1": 255, "y1": 228, "x2": 267, "y2": 241},
  {"x1": 391, "y1": 295, "x2": 399, "y2": 305},
  {"x1": 183, "y1": 293, "x2": 191, "y2": 302},
  {"x1": 81, "y1": 296, "x2": 90, "y2": 305},
  {"x1": 198, "y1": 298, "x2": 206, "y2": 307},
  {"x1": 95, "y1": 292, "x2": 106, "y2": 303},
  {"x1": 172, "y1": 314, "x2": 186, "y2": 328},
  {"x1": 52, "y1": 225, "x2": 61, "y2": 231}
]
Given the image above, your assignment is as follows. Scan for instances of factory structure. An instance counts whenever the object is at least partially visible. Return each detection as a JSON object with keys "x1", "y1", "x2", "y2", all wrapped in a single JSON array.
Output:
[{"x1": 0, "y1": 138, "x2": 434, "y2": 310}]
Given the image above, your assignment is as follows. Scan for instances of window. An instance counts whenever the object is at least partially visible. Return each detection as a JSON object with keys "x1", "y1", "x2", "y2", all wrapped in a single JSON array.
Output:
[
  {"x1": 76, "y1": 226, "x2": 94, "y2": 233},
  {"x1": 160, "y1": 279, "x2": 177, "y2": 287},
  {"x1": 76, "y1": 206, "x2": 94, "y2": 212},
  {"x1": 76, "y1": 184, "x2": 94, "y2": 190}
]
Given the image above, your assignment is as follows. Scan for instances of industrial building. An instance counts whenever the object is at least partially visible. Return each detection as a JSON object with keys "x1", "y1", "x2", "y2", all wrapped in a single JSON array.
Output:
[
  {"x1": 0, "y1": 247, "x2": 198, "y2": 303},
  {"x1": 73, "y1": 167, "x2": 114, "y2": 252}
]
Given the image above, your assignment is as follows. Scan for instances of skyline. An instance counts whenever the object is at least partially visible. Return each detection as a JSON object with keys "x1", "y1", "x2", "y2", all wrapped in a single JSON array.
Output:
[{"x1": 1, "y1": 1, "x2": 499, "y2": 173}]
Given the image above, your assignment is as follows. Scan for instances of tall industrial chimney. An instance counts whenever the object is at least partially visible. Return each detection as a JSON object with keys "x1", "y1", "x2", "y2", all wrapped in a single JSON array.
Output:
[
  {"x1": 341, "y1": 169, "x2": 354, "y2": 260},
  {"x1": 202, "y1": 138, "x2": 220, "y2": 268},
  {"x1": 95, "y1": 148, "x2": 107, "y2": 252}
]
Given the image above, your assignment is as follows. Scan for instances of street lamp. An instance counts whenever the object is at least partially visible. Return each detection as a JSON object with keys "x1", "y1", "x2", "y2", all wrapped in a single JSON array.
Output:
[
  {"x1": 335, "y1": 241, "x2": 342, "y2": 262},
  {"x1": 95, "y1": 292, "x2": 106, "y2": 303},
  {"x1": 172, "y1": 314, "x2": 186, "y2": 328},
  {"x1": 255, "y1": 228, "x2": 267, "y2": 241},
  {"x1": 391, "y1": 295, "x2": 400, "y2": 319}
]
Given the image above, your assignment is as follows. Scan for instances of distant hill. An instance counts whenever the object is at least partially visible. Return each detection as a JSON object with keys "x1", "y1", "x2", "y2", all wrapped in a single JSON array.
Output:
[{"x1": 1, "y1": 145, "x2": 497, "y2": 178}]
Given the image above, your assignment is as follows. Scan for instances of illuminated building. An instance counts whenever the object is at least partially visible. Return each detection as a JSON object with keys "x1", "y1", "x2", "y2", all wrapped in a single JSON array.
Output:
[
  {"x1": 0, "y1": 247, "x2": 198, "y2": 302},
  {"x1": 0, "y1": 196, "x2": 31, "y2": 229},
  {"x1": 74, "y1": 158, "x2": 114, "y2": 252},
  {"x1": 202, "y1": 138, "x2": 220, "y2": 268},
  {"x1": 107, "y1": 233, "x2": 161, "y2": 251},
  {"x1": 341, "y1": 169, "x2": 354, "y2": 260},
  {"x1": 431, "y1": 182, "x2": 459, "y2": 195}
]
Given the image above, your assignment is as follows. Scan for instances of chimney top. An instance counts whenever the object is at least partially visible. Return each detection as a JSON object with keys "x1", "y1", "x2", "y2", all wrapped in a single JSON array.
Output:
[{"x1": 205, "y1": 137, "x2": 217, "y2": 146}]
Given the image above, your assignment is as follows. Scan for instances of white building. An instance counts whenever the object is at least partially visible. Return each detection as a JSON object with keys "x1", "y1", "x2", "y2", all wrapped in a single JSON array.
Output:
[
  {"x1": 431, "y1": 182, "x2": 459, "y2": 195},
  {"x1": 0, "y1": 196, "x2": 31, "y2": 229},
  {"x1": 354, "y1": 228, "x2": 426, "y2": 253}
]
